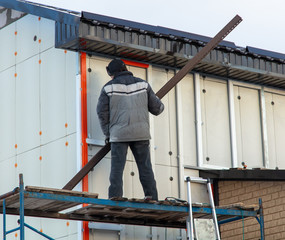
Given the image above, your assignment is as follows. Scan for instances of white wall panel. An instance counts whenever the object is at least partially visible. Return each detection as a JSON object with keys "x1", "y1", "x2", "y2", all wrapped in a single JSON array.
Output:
[
  {"x1": 87, "y1": 57, "x2": 110, "y2": 141},
  {"x1": 16, "y1": 148, "x2": 41, "y2": 186},
  {"x1": 16, "y1": 55, "x2": 40, "y2": 154},
  {"x1": 0, "y1": 157, "x2": 17, "y2": 194},
  {"x1": 183, "y1": 169, "x2": 209, "y2": 203},
  {"x1": 89, "y1": 147, "x2": 111, "y2": 199},
  {"x1": 121, "y1": 225, "x2": 150, "y2": 240},
  {"x1": 41, "y1": 218, "x2": 69, "y2": 239},
  {"x1": 178, "y1": 74, "x2": 196, "y2": 166},
  {"x1": 123, "y1": 161, "x2": 144, "y2": 199},
  {"x1": 16, "y1": 15, "x2": 39, "y2": 64},
  {"x1": 155, "y1": 228, "x2": 181, "y2": 240},
  {"x1": 0, "y1": 67, "x2": 16, "y2": 161},
  {"x1": 65, "y1": 51, "x2": 77, "y2": 135},
  {"x1": 234, "y1": 86, "x2": 263, "y2": 168},
  {"x1": 200, "y1": 78, "x2": 231, "y2": 167},
  {"x1": 151, "y1": 68, "x2": 177, "y2": 167},
  {"x1": 156, "y1": 165, "x2": 179, "y2": 200},
  {"x1": 265, "y1": 92, "x2": 276, "y2": 169},
  {"x1": 40, "y1": 48, "x2": 66, "y2": 144},
  {"x1": 90, "y1": 229, "x2": 119, "y2": 240},
  {"x1": 66, "y1": 133, "x2": 77, "y2": 181},
  {"x1": 39, "y1": 18, "x2": 55, "y2": 52},
  {"x1": 265, "y1": 92, "x2": 285, "y2": 169},
  {"x1": 41, "y1": 138, "x2": 67, "y2": 188},
  {"x1": 0, "y1": 215, "x2": 18, "y2": 240},
  {"x1": 0, "y1": 22, "x2": 15, "y2": 72},
  {"x1": 128, "y1": 65, "x2": 146, "y2": 79},
  {"x1": 23, "y1": 217, "x2": 42, "y2": 240}
]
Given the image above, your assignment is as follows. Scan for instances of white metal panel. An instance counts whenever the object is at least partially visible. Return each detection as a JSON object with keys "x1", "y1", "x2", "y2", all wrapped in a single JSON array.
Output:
[
  {"x1": 155, "y1": 165, "x2": 179, "y2": 200},
  {"x1": 128, "y1": 65, "x2": 146, "y2": 79},
  {"x1": 265, "y1": 92, "x2": 276, "y2": 169},
  {"x1": 123, "y1": 161, "x2": 144, "y2": 199},
  {"x1": 155, "y1": 228, "x2": 181, "y2": 240},
  {"x1": 0, "y1": 215, "x2": 18, "y2": 240},
  {"x1": 23, "y1": 217, "x2": 42, "y2": 240},
  {"x1": 88, "y1": 146, "x2": 111, "y2": 199},
  {"x1": 39, "y1": 18, "x2": 55, "y2": 52},
  {"x1": 271, "y1": 94, "x2": 285, "y2": 169},
  {"x1": 0, "y1": 22, "x2": 15, "y2": 72},
  {"x1": 40, "y1": 48, "x2": 66, "y2": 145},
  {"x1": 66, "y1": 133, "x2": 77, "y2": 181},
  {"x1": 200, "y1": 78, "x2": 231, "y2": 167},
  {"x1": 16, "y1": 148, "x2": 41, "y2": 186},
  {"x1": 16, "y1": 55, "x2": 40, "y2": 154},
  {"x1": 183, "y1": 168, "x2": 209, "y2": 204},
  {"x1": 63, "y1": 233, "x2": 78, "y2": 240},
  {"x1": 194, "y1": 74, "x2": 204, "y2": 167},
  {"x1": 168, "y1": 72, "x2": 178, "y2": 167},
  {"x1": 16, "y1": 14, "x2": 40, "y2": 64},
  {"x1": 234, "y1": 86, "x2": 263, "y2": 168},
  {"x1": 260, "y1": 88, "x2": 269, "y2": 168},
  {"x1": 0, "y1": 157, "x2": 16, "y2": 194},
  {"x1": 265, "y1": 92, "x2": 285, "y2": 169},
  {"x1": 90, "y1": 229, "x2": 119, "y2": 240},
  {"x1": 177, "y1": 73, "x2": 196, "y2": 166},
  {"x1": 151, "y1": 67, "x2": 177, "y2": 167},
  {"x1": 121, "y1": 225, "x2": 150, "y2": 240},
  {"x1": 228, "y1": 80, "x2": 238, "y2": 168},
  {"x1": 41, "y1": 218, "x2": 69, "y2": 239},
  {"x1": 87, "y1": 56, "x2": 110, "y2": 141},
  {"x1": 65, "y1": 51, "x2": 77, "y2": 135},
  {"x1": 0, "y1": 67, "x2": 16, "y2": 161},
  {"x1": 41, "y1": 138, "x2": 67, "y2": 188}
]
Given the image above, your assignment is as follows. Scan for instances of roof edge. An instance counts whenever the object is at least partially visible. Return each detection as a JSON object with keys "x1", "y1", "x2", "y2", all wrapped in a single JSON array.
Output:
[
  {"x1": 0, "y1": 0, "x2": 80, "y2": 25},
  {"x1": 199, "y1": 169, "x2": 285, "y2": 181}
]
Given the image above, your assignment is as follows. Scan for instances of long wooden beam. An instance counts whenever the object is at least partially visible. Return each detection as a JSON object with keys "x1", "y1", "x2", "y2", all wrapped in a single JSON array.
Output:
[{"x1": 63, "y1": 15, "x2": 242, "y2": 190}]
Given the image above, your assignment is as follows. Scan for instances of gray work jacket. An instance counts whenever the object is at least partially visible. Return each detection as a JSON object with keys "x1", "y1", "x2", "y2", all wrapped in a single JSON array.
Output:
[{"x1": 96, "y1": 71, "x2": 164, "y2": 142}]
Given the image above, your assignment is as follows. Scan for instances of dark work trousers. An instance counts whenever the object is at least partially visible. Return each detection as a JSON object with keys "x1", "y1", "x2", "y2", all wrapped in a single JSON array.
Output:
[{"x1": 109, "y1": 140, "x2": 158, "y2": 200}]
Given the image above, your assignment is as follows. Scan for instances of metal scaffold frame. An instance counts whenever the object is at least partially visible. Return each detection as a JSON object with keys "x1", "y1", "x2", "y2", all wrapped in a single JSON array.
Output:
[{"x1": 1, "y1": 174, "x2": 264, "y2": 240}]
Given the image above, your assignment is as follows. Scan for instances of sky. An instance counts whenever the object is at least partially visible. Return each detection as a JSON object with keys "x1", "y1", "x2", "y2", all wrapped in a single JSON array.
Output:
[{"x1": 32, "y1": 0, "x2": 285, "y2": 54}]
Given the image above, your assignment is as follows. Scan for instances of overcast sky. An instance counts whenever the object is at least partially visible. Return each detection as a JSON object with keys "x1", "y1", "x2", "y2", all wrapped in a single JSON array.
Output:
[{"x1": 33, "y1": 0, "x2": 285, "y2": 54}]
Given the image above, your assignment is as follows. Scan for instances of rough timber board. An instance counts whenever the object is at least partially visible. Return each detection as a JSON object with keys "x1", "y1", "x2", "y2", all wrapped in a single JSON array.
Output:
[{"x1": 25, "y1": 186, "x2": 99, "y2": 198}]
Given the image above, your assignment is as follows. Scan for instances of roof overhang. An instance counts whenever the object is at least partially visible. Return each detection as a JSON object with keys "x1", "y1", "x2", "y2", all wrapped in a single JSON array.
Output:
[
  {"x1": 0, "y1": 0, "x2": 80, "y2": 26},
  {"x1": 55, "y1": 11, "x2": 285, "y2": 89},
  {"x1": 199, "y1": 169, "x2": 285, "y2": 181}
]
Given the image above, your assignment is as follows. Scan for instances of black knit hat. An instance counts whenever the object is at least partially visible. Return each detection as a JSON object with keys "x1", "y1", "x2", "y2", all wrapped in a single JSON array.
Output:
[{"x1": 106, "y1": 59, "x2": 127, "y2": 76}]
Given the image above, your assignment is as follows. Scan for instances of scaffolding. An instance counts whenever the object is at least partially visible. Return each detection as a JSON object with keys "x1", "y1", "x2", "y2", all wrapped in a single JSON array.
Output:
[{"x1": 0, "y1": 174, "x2": 264, "y2": 240}]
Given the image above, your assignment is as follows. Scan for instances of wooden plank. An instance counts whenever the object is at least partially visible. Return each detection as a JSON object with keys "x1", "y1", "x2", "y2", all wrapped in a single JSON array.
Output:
[
  {"x1": 25, "y1": 186, "x2": 99, "y2": 198},
  {"x1": 0, "y1": 194, "x2": 20, "y2": 208}
]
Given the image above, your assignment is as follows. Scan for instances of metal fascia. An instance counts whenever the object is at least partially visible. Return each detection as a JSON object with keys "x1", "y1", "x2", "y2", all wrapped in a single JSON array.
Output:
[{"x1": 0, "y1": 0, "x2": 80, "y2": 25}]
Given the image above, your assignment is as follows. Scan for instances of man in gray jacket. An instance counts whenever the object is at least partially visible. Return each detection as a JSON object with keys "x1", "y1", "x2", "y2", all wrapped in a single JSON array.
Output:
[{"x1": 97, "y1": 59, "x2": 164, "y2": 201}]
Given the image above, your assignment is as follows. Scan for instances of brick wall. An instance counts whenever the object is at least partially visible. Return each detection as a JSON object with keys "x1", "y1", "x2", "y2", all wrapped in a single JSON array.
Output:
[{"x1": 218, "y1": 180, "x2": 285, "y2": 240}]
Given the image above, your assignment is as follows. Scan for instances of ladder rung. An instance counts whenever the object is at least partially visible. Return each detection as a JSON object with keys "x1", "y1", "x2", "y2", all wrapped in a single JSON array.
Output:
[{"x1": 184, "y1": 176, "x2": 208, "y2": 184}]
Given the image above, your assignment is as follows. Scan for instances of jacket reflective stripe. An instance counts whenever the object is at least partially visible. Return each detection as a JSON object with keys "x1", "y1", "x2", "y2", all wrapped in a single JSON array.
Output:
[{"x1": 104, "y1": 82, "x2": 148, "y2": 96}]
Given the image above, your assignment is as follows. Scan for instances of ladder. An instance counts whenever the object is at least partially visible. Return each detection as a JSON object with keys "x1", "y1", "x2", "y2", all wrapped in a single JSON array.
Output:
[{"x1": 185, "y1": 177, "x2": 220, "y2": 240}]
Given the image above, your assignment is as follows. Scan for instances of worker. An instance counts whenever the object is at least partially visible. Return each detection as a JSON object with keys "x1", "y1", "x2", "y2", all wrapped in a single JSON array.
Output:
[{"x1": 96, "y1": 59, "x2": 164, "y2": 201}]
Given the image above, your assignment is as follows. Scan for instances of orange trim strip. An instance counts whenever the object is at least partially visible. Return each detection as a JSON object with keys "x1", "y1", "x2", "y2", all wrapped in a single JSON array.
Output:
[
  {"x1": 80, "y1": 52, "x2": 89, "y2": 240},
  {"x1": 122, "y1": 59, "x2": 149, "y2": 69}
]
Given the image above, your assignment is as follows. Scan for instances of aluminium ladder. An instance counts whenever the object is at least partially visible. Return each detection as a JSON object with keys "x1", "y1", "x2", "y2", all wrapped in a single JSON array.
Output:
[{"x1": 185, "y1": 177, "x2": 220, "y2": 240}]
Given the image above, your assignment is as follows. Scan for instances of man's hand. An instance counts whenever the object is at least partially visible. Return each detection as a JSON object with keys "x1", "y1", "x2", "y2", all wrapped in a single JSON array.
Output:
[{"x1": 105, "y1": 137, "x2": 110, "y2": 144}]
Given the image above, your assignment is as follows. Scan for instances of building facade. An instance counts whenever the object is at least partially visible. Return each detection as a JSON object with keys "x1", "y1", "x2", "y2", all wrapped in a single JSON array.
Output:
[{"x1": 1, "y1": 0, "x2": 285, "y2": 239}]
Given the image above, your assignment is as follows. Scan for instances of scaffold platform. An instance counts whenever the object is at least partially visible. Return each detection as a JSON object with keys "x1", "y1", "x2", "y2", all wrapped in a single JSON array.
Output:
[{"x1": 0, "y1": 174, "x2": 264, "y2": 240}]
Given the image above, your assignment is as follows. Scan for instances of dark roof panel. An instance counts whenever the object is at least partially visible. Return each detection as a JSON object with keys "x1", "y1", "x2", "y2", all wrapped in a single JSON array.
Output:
[
  {"x1": 247, "y1": 46, "x2": 285, "y2": 61},
  {"x1": 81, "y1": 11, "x2": 236, "y2": 48}
]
